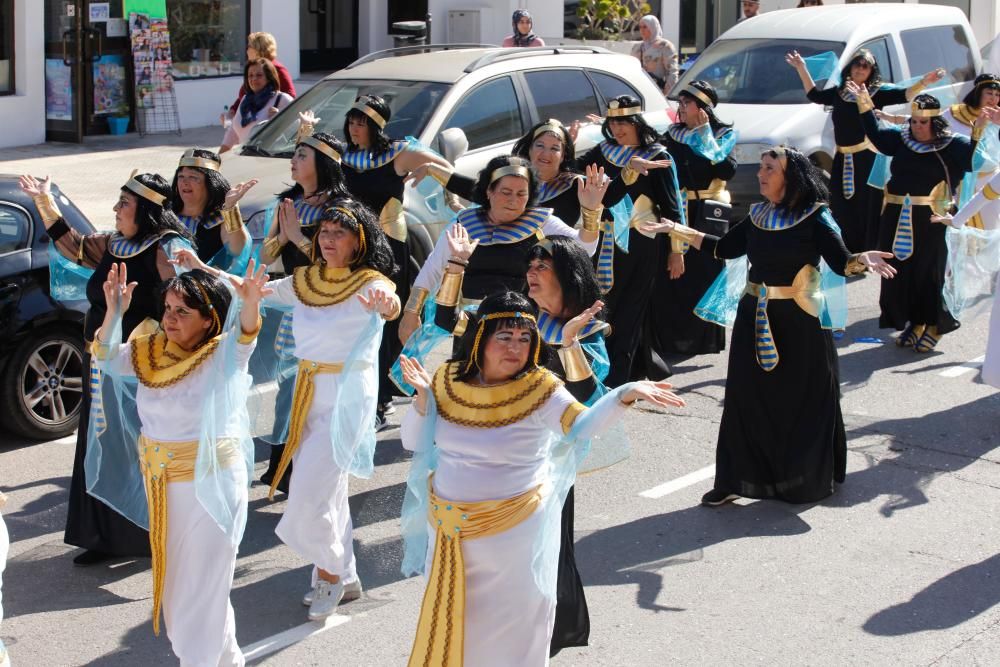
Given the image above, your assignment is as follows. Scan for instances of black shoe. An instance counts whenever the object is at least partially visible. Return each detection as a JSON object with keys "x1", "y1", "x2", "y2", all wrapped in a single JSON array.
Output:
[
  {"x1": 73, "y1": 549, "x2": 112, "y2": 566},
  {"x1": 260, "y1": 444, "x2": 284, "y2": 485},
  {"x1": 700, "y1": 489, "x2": 739, "y2": 506},
  {"x1": 375, "y1": 410, "x2": 392, "y2": 433}
]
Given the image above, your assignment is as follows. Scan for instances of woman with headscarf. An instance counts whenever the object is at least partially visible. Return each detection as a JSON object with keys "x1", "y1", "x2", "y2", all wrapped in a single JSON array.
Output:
[
  {"x1": 787, "y1": 49, "x2": 944, "y2": 251},
  {"x1": 503, "y1": 9, "x2": 545, "y2": 47},
  {"x1": 220, "y1": 58, "x2": 293, "y2": 154},
  {"x1": 631, "y1": 15, "x2": 679, "y2": 95},
  {"x1": 642, "y1": 146, "x2": 896, "y2": 505},
  {"x1": 849, "y1": 83, "x2": 990, "y2": 353},
  {"x1": 943, "y1": 73, "x2": 1000, "y2": 228}
]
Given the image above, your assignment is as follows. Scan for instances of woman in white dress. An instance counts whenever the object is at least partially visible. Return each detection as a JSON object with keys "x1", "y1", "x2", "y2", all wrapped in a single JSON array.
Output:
[
  {"x1": 220, "y1": 58, "x2": 293, "y2": 153},
  {"x1": 398, "y1": 291, "x2": 685, "y2": 667},
  {"x1": 942, "y1": 74, "x2": 1000, "y2": 229},
  {"x1": 89, "y1": 262, "x2": 268, "y2": 666}
]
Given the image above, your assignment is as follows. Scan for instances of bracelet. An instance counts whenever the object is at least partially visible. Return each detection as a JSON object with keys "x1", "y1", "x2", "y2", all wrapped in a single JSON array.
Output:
[
  {"x1": 404, "y1": 286, "x2": 430, "y2": 314},
  {"x1": 557, "y1": 341, "x2": 593, "y2": 382},
  {"x1": 33, "y1": 193, "x2": 63, "y2": 226},
  {"x1": 263, "y1": 236, "x2": 284, "y2": 259},
  {"x1": 427, "y1": 163, "x2": 454, "y2": 187},
  {"x1": 238, "y1": 314, "x2": 264, "y2": 343},
  {"x1": 447, "y1": 257, "x2": 469, "y2": 267},
  {"x1": 453, "y1": 310, "x2": 470, "y2": 337},
  {"x1": 580, "y1": 205, "x2": 603, "y2": 234},
  {"x1": 844, "y1": 253, "x2": 868, "y2": 277},
  {"x1": 670, "y1": 237, "x2": 689, "y2": 254},
  {"x1": 435, "y1": 270, "x2": 464, "y2": 307},
  {"x1": 296, "y1": 238, "x2": 313, "y2": 257},
  {"x1": 906, "y1": 79, "x2": 928, "y2": 101},
  {"x1": 221, "y1": 205, "x2": 244, "y2": 234},
  {"x1": 856, "y1": 89, "x2": 875, "y2": 114}
]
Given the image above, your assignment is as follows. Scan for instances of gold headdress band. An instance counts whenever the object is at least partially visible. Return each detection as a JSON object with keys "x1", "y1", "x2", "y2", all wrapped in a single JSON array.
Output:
[
  {"x1": 606, "y1": 99, "x2": 643, "y2": 118},
  {"x1": 489, "y1": 158, "x2": 532, "y2": 186},
  {"x1": 534, "y1": 238, "x2": 555, "y2": 254},
  {"x1": 193, "y1": 282, "x2": 222, "y2": 338},
  {"x1": 682, "y1": 86, "x2": 714, "y2": 108},
  {"x1": 464, "y1": 311, "x2": 541, "y2": 373},
  {"x1": 761, "y1": 145, "x2": 788, "y2": 172},
  {"x1": 533, "y1": 119, "x2": 568, "y2": 141},
  {"x1": 124, "y1": 170, "x2": 167, "y2": 207},
  {"x1": 351, "y1": 101, "x2": 388, "y2": 129},
  {"x1": 300, "y1": 135, "x2": 343, "y2": 164},
  {"x1": 975, "y1": 77, "x2": 1000, "y2": 89},
  {"x1": 177, "y1": 149, "x2": 221, "y2": 172},
  {"x1": 911, "y1": 103, "x2": 944, "y2": 118}
]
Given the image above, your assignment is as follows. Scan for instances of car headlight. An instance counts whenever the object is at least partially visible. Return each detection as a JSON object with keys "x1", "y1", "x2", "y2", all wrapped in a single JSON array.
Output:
[{"x1": 245, "y1": 209, "x2": 270, "y2": 241}]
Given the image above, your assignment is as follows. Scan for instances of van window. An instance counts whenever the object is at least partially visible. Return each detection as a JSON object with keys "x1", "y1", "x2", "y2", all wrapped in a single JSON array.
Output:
[
  {"x1": 588, "y1": 71, "x2": 642, "y2": 107},
  {"x1": 900, "y1": 25, "x2": 975, "y2": 84},
  {"x1": 857, "y1": 37, "x2": 895, "y2": 83},
  {"x1": 523, "y1": 69, "x2": 601, "y2": 125},
  {"x1": 444, "y1": 76, "x2": 523, "y2": 151},
  {"x1": 0, "y1": 205, "x2": 29, "y2": 254}
]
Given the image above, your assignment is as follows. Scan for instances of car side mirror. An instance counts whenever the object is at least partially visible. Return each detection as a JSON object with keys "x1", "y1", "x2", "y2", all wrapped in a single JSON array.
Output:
[{"x1": 439, "y1": 127, "x2": 469, "y2": 163}]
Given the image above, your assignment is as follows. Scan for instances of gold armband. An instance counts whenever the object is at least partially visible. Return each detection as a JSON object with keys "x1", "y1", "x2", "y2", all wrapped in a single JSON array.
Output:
[
  {"x1": 33, "y1": 193, "x2": 63, "y2": 226},
  {"x1": 905, "y1": 80, "x2": 927, "y2": 101},
  {"x1": 405, "y1": 286, "x2": 430, "y2": 314},
  {"x1": 435, "y1": 270, "x2": 464, "y2": 308},
  {"x1": 621, "y1": 166, "x2": 640, "y2": 186},
  {"x1": 670, "y1": 237, "x2": 689, "y2": 254},
  {"x1": 453, "y1": 310, "x2": 470, "y2": 337},
  {"x1": 580, "y1": 205, "x2": 603, "y2": 233},
  {"x1": 221, "y1": 205, "x2": 244, "y2": 234},
  {"x1": 296, "y1": 238, "x2": 313, "y2": 256},
  {"x1": 90, "y1": 337, "x2": 114, "y2": 361},
  {"x1": 856, "y1": 88, "x2": 875, "y2": 114},
  {"x1": 427, "y1": 163, "x2": 454, "y2": 187},
  {"x1": 971, "y1": 124, "x2": 986, "y2": 142},
  {"x1": 263, "y1": 236, "x2": 284, "y2": 259},
  {"x1": 557, "y1": 341, "x2": 593, "y2": 382},
  {"x1": 844, "y1": 254, "x2": 868, "y2": 277},
  {"x1": 667, "y1": 223, "x2": 701, "y2": 244},
  {"x1": 238, "y1": 314, "x2": 263, "y2": 344},
  {"x1": 382, "y1": 297, "x2": 402, "y2": 322}
]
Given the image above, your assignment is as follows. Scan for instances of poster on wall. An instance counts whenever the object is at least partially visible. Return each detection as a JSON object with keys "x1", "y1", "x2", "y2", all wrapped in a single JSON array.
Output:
[
  {"x1": 45, "y1": 59, "x2": 73, "y2": 121},
  {"x1": 129, "y1": 12, "x2": 175, "y2": 108},
  {"x1": 93, "y1": 55, "x2": 129, "y2": 115}
]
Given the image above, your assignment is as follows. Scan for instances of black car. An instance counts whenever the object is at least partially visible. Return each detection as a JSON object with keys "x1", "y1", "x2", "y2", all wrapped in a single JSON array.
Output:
[{"x1": 0, "y1": 175, "x2": 93, "y2": 440}]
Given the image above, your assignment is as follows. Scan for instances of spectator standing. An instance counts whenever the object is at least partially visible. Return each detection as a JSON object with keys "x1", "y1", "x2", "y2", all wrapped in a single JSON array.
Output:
[
  {"x1": 630, "y1": 15, "x2": 679, "y2": 95},
  {"x1": 220, "y1": 59, "x2": 293, "y2": 153},
  {"x1": 739, "y1": 0, "x2": 761, "y2": 21},
  {"x1": 503, "y1": 9, "x2": 545, "y2": 47},
  {"x1": 229, "y1": 31, "x2": 295, "y2": 110}
]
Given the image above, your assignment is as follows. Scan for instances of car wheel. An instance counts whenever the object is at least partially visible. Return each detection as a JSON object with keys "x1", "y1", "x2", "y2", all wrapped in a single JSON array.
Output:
[{"x1": 1, "y1": 328, "x2": 85, "y2": 440}]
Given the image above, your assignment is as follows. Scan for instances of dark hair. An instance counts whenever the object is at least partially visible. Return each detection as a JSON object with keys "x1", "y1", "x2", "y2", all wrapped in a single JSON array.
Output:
[
  {"x1": 171, "y1": 149, "x2": 232, "y2": 218},
  {"x1": 909, "y1": 93, "x2": 950, "y2": 138},
  {"x1": 122, "y1": 173, "x2": 195, "y2": 246},
  {"x1": 471, "y1": 155, "x2": 539, "y2": 210},
  {"x1": 511, "y1": 120, "x2": 578, "y2": 174},
  {"x1": 158, "y1": 269, "x2": 232, "y2": 344},
  {"x1": 451, "y1": 291, "x2": 548, "y2": 382},
  {"x1": 601, "y1": 95, "x2": 661, "y2": 148},
  {"x1": 962, "y1": 73, "x2": 1000, "y2": 108},
  {"x1": 310, "y1": 198, "x2": 397, "y2": 275},
  {"x1": 526, "y1": 236, "x2": 604, "y2": 321},
  {"x1": 279, "y1": 132, "x2": 351, "y2": 200},
  {"x1": 839, "y1": 49, "x2": 882, "y2": 90},
  {"x1": 244, "y1": 57, "x2": 280, "y2": 93},
  {"x1": 344, "y1": 95, "x2": 393, "y2": 156},
  {"x1": 762, "y1": 146, "x2": 829, "y2": 212},
  {"x1": 676, "y1": 80, "x2": 733, "y2": 133}
]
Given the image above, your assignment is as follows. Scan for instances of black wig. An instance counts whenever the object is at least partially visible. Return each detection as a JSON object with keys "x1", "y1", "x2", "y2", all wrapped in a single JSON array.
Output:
[
  {"x1": 279, "y1": 132, "x2": 352, "y2": 201},
  {"x1": 158, "y1": 268, "x2": 232, "y2": 343},
  {"x1": 511, "y1": 120, "x2": 578, "y2": 174},
  {"x1": 124, "y1": 173, "x2": 195, "y2": 246},
  {"x1": 451, "y1": 290, "x2": 548, "y2": 382},
  {"x1": 309, "y1": 198, "x2": 397, "y2": 276},
  {"x1": 601, "y1": 95, "x2": 660, "y2": 148},
  {"x1": 344, "y1": 95, "x2": 393, "y2": 156},
  {"x1": 962, "y1": 73, "x2": 1000, "y2": 108},
  {"x1": 526, "y1": 235, "x2": 605, "y2": 322},
  {"x1": 838, "y1": 49, "x2": 883, "y2": 90},
  {"x1": 676, "y1": 80, "x2": 733, "y2": 133},
  {"x1": 171, "y1": 149, "x2": 232, "y2": 218},
  {"x1": 762, "y1": 146, "x2": 829, "y2": 213}
]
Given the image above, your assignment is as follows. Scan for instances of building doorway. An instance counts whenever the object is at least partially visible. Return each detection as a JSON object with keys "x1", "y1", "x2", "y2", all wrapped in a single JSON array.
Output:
[{"x1": 300, "y1": 0, "x2": 359, "y2": 72}]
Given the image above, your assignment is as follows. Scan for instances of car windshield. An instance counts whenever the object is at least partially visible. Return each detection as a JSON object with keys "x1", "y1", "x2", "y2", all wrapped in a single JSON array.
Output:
[
  {"x1": 676, "y1": 39, "x2": 845, "y2": 104},
  {"x1": 244, "y1": 78, "x2": 449, "y2": 157}
]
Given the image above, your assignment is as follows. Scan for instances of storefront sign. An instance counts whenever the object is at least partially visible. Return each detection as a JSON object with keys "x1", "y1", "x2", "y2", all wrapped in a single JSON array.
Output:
[
  {"x1": 45, "y1": 59, "x2": 73, "y2": 121},
  {"x1": 124, "y1": 0, "x2": 166, "y2": 19},
  {"x1": 89, "y1": 3, "x2": 111, "y2": 22}
]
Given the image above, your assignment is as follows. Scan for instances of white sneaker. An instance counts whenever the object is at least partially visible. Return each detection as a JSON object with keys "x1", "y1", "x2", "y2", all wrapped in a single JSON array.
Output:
[
  {"x1": 307, "y1": 579, "x2": 345, "y2": 621},
  {"x1": 303, "y1": 578, "x2": 362, "y2": 606}
]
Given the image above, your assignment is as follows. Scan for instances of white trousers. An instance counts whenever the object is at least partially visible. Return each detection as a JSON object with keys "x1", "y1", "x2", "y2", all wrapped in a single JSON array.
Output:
[{"x1": 983, "y1": 273, "x2": 1000, "y2": 388}]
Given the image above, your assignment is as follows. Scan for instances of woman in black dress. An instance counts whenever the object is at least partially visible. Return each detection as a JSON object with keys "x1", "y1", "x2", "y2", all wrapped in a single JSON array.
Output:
[
  {"x1": 652, "y1": 80, "x2": 736, "y2": 355},
  {"x1": 642, "y1": 147, "x2": 896, "y2": 504},
  {"x1": 788, "y1": 48, "x2": 944, "y2": 251},
  {"x1": 848, "y1": 84, "x2": 990, "y2": 352},
  {"x1": 19, "y1": 172, "x2": 194, "y2": 563}
]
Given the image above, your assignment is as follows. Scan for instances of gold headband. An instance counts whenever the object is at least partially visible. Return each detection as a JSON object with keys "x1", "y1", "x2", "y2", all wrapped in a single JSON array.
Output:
[
  {"x1": 489, "y1": 160, "x2": 532, "y2": 185},
  {"x1": 351, "y1": 101, "x2": 388, "y2": 129},
  {"x1": 533, "y1": 120, "x2": 567, "y2": 141},
  {"x1": 682, "y1": 87, "x2": 714, "y2": 108},
  {"x1": 300, "y1": 135, "x2": 342, "y2": 163},
  {"x1": 761, "y1": 146, "x2": 788, "y2": 171},
  {"x1": 464, "y1": 311, "x2": 540, "y2": 373},
  {"x1": 606, "y1": 100, "x2": 643, "y2": 118},
  {"x1": 534, "y1": 238, "x2": 554, "y2": 254},
  {"x1": 193, "y1": 282, "x2": 222, "y2": 338},
  {"x1": 124, "y1": 172, "x2": 167, "y2": 207},
  {"x1": 911, "y1": 104, "x2": 944, "y2": 118},
  {"x1": 312, "y1": 206, "x2": 366, "y2": 263},
  {"x1": 178, "y1": 149, "x2": 221, "y2": 172},
  {"x1": 975, "y1": 78, "x2": 1000, "y2": 89}
]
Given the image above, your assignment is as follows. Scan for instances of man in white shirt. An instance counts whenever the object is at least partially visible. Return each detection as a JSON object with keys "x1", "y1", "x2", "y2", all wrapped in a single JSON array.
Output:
[{"x1": 739, "y1": 0, "x2": 761, "y2": 21}]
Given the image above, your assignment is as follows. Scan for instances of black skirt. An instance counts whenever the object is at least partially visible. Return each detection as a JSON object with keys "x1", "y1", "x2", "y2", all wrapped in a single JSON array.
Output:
[
  {"x1": 550, "y1": 486, "x2": 590, "y2": 656},
  {"x1": 829, "y1": 149, "x2": 884, "y2": 253},
  {"x1": 713, "y1": 297, "x2": 847, "y2": 503},
  {"x1": 378, "y1": 235, "x2": 412, "y2": 404}
]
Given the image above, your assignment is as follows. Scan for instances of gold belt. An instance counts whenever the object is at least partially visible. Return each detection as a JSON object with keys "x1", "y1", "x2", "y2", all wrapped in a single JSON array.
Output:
[
  {"x1": 682, "y1": 178, "x2": 730, "y2": 201},
  {"x1": 836, "y1": 138, "x2": 874, "y2": 154},
  {"x1": 744, "y1": 265, "x2": 823, "y2": 318},
  {"x1": 140, "y1": 434, "x2": 240, "y2": 636},
  {"x1": 884, "y1": 186, "x2": 952, "y2": 217},
  {"x1": 409, "y1": 478, "x2": 542, "y2": 667}
]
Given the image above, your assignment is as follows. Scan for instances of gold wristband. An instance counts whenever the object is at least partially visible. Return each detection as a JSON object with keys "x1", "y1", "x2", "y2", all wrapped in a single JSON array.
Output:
[
  {"x1": 90, "y1": 337, "x2": 113, "y2": 361},
  {"x1": 427, "y1": 163, "x2": 454, "y2": 187},
  {"x1": 33, "y1": 193, "x2": 63, "y2": 226},
  {"x1": 263, "y1": 236, "x2": 285, "y2": 259},
  {"x1": 856, "y1": 90, "x2": 875, "y2": 114},
  {"x1": 670, "y1": 237, "x2": 689, "y2": 254},
  {"x1": 221, "y1": 205, "x2": 244, "y2": 234},
  {"x1": 557, "y1": 341, "x2": 593, "y2": 382},
  {"x1": 621, "y1": 166, "x2": 640, "y2": 186},
  {"x1": 668, "y1": 223, "x2": 701, "y2": 243},
  {"x1": 844, "y1": 254, "x2": 868, "y2": 277},
  {"x1": 580, "y1": 205, "x2": 603, "y2": 233},
  {"x1": 905, "y1": 80, "x2": 927, "y2": 101},
  {"x1": 405, "y1": 286, "x2": 430, "y2": 314},
  {"x1": 238, "y1": 314, "x2": 264, "y2": 343},
  {"x1": 435, "y1": 270, "x2": 464, "y2": 307},
  {"x1": 972, "y1": 124, "x2": 986, "y2": 142},
  {"x1": 296, "y1": 238, "x2": 313, "y2": 256},
  {"x1": 453, "y1": 310, "x2": 470, "y2": 337}
]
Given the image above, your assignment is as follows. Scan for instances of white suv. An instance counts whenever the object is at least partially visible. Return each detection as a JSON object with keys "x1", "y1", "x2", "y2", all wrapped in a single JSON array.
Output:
[{"x1": 221, "y1": 45, "x2": 671, "y2": 271}]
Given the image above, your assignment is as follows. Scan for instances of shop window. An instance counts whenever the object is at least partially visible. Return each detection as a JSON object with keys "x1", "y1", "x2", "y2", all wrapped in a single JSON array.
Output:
[
  {"x1": 0, "y1": 0, "x2": 13, "y2": 95},
  {"x1": 168, "y1": 0, "x2": 248, "y2": 80}
]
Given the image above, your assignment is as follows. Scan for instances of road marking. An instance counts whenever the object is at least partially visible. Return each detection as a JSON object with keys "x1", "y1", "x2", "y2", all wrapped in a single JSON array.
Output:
[
  {"x1": 241, "y1": 615, "x2": 352, "y2": 662},
  {"x1": 938, "y1": 355, "x2": 985, "y2": 378},
  {"x1": 639, "y1": 465, "x2": 715, "y2": 499}
]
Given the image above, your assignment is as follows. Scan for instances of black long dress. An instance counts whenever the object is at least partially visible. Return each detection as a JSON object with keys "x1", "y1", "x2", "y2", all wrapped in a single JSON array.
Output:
[
  {"x1": 857, "y1": 109, "x2": 977, "y2": 335},
  {"x1": 57, "y1": 228, "x2": 185, "y2": 556},
  {"x1": 699, "y1": 204, "x2": 858, "y2": 503},
  {"x1": 651, "y1": 126, "x2": 736, "y2": 355},
  {"x1": 577, "y1": 141, "x2": 682, "y2": 387},
  {"x1": 342, "y1": 146, "x2": 413, "y2": 408},
  {"x1": 806, "y1": 83, "x2": 908, "y2": 251}
]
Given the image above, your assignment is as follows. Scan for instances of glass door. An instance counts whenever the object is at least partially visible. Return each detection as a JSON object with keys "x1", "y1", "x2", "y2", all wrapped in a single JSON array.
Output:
[
  {"x1": 44, "y1": 0, "x2": 84, "y2": 141},
  {"x1": 300, "y1": 0, "x2": 359, "y2": 72}
]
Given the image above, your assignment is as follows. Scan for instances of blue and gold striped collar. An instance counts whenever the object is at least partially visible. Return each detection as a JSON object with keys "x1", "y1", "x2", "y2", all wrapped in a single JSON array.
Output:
[
  {"x1": 537, "y1": 172, "x2": 580, "y2": 203},
  {"x1": 342, "y1": 140, "x2": 407, "y2": 172},
  {"x1": 178, "y1": 211, "x2": 224, "y2": 234},
  {"x1": 901, "y1": 126, "x2": 954, "y2": 153},
  {"x1": 537, "y1": 310, "x2": 608, "y2": 346},
  {"x1": 293, "y1": 196, "x2": 327, "y2": 227},
  {"x1": 749, "y1": 202, "x2": 823, "y2": 231},
  {"x1": 107, "y1": 231, "x2": 176, "y2": 258},
  {"x1": 457, "y1": 206, "x2": 552, "y2": 246},
  {"x1": 599, "y1": 140, "x2": 664, "y2": 168}
]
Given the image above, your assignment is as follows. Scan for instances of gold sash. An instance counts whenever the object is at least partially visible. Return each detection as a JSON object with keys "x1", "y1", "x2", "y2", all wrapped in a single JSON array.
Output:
[
  {"x1": 139, "y1": 435, "x2": 240, "y2": 636},
  {"x1": 408, "y1": 479, "x2": 543, "y2": 667}
]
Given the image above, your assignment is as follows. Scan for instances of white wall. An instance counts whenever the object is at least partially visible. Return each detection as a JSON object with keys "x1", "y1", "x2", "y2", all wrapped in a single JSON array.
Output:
[{"x1": 0, "y1": 0, "x2": 45, "y2": 148}]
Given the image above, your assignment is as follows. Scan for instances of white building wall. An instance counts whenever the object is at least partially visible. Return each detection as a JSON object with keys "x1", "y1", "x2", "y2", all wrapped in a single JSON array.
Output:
[{"x1": 0, "y1": 0, "x2": 45, "y2": 148}]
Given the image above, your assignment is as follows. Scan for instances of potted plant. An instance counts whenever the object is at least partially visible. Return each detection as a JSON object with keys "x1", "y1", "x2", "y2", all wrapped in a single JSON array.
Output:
[
  {"x1": 108, "y1": 108, "x2": 131, "y2": 135},
  {"x1": 575, "y1": 0, "x2": 650, "y2": 43}
]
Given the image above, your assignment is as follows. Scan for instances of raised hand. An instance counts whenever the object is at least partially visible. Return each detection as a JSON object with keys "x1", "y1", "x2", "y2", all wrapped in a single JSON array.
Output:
[
  {"x1": 404, "y1": 163, "x2": 430, "y2": 187},
  {"x1": 230, "y1": 259, "x2": 273, "y2": 304},
  {"x1": 622, "y1": 380, "x2": 686, "y2": 409},
  {"x1": 785, "y1": 50, "x2": 806, "y2": 71},
  {"x1": 561, "y1": 300, "x2": 603, "y2": 343},
  {"x1": 223, "y1": 179, "x2": 259, "y2": 210},
  {"x1": 168, "y1": 247, "x2": 210, "y2": 272},
  {"x1": 579, "y1": 164, "x2": 610, "y2": 210},
  {"x1": 357, "y1": 286, "x2": 398, "y2": 317},
  {"x1": 446, "y1": 223, "x2": 478, "y2": 261},
  {"x1": 860, "y1": 251, "x2": 898, "y2": 279},
  {"x1": 277, "y1": 198, "x2": 303, "y2": 245},
  {"x1": 627, "y1": 156, "x2": 672, "y2": 176},
  {"x1": 844, "y1": 80, "x2": 866, "y2": 97},
  {"x1": 695, "y1": 107, "x2": 710, "y2": 127},
  {"x1": 399, "y1": 355, "x2": 432, "y2": 396},
  {"x1": 567, "y1": 120, "x2": 582, "y2": 144},
  {"x1": 639, "y1": 217, "x2": 677, "y2": 236},
  {"x1": 103, "y1": 262, "x2": 138, "y2": 315},
  {"x1": 18, "y1": 174, "x2": 51, "y2": 197},
  {"x1": 923, "y1": 68, "x2": 946, "y2": 85},
  {"x1": 298, "y1": 110, "x2": 320, "y2": 127}
]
